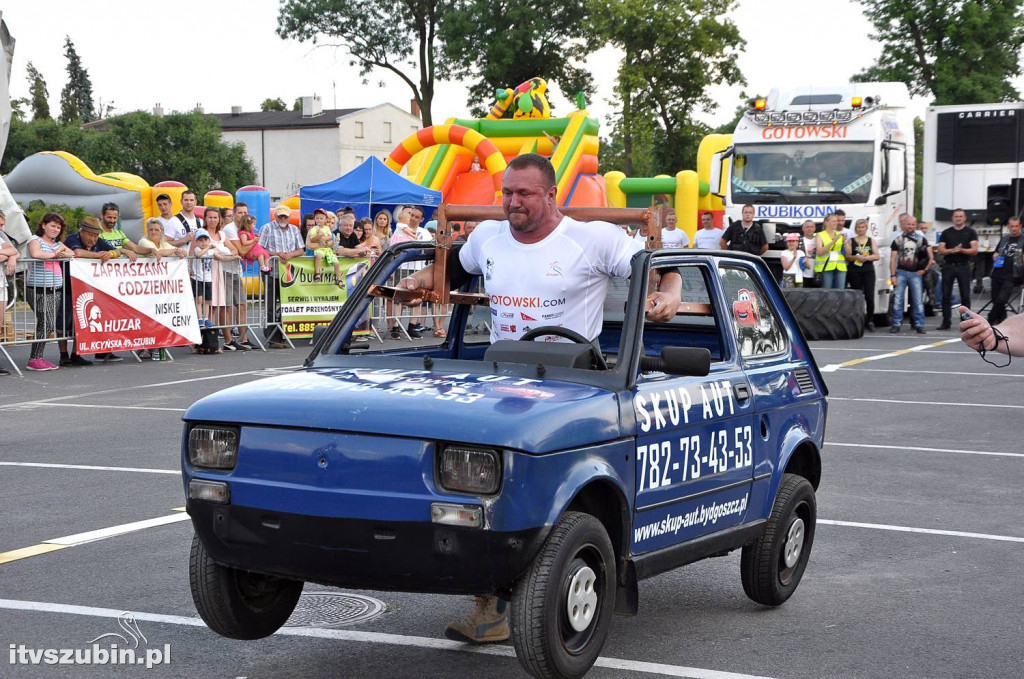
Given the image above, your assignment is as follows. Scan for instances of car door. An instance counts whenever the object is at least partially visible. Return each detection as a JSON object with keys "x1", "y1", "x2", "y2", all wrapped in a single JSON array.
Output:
[{"x1": 630, "y1": 262, "x2": 756, "y2": 555}]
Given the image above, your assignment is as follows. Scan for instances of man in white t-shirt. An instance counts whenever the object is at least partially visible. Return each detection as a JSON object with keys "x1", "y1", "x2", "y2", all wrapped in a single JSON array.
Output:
[
  {"x1": 397, "y1": 154, "x2": 681, "y2": 641},
  {"x1": 154, "y1": 194, "x2": 180, "y2": 241},
  {"x1": 168, "y1": 190, "x2": 201, "y2": 247},
  {"x1": 660, "y1": 209, "x2": 690, "y2": 248},
  {"x1": 692, "y1": 212, "x2": 725, "y2": 249}
]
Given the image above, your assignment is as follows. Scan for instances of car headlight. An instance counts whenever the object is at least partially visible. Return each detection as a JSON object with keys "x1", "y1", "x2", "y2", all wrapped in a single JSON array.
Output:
[
  {"x1": 188, "y1": 426, "x2": 239, "y2": 470},
  {"x1": 438, "y1": 446, "x2": 501, "y2": 495}
]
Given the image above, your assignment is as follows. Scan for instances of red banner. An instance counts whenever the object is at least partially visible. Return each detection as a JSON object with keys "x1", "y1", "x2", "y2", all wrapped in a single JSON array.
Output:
[{"x1": 70, "y1": 260, "x2": 201, "y2": 355}]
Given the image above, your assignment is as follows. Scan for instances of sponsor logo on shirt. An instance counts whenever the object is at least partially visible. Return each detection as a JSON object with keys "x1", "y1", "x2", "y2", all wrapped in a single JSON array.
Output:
[
  {"x1": 542, "y1": 311, "x2": 564, "y2": 320},
  {"x1": 520, "y1": 312, "x2": 537, "y2": 321},
  {"x1": 499, "y1": 324, "x2": 517, "y2": 333},
  {"x1": 485, "y1": 257, "x2": 494, "y2": 280},
  {"x1": 489, "y1": 295, "x2": 566, "y2": 308},
  {"x1": 546, "y1": 261, "x2": 563, "y2": 278},
  {"x1": 501, "y1": 311, "x2": 515, "y2": 319}
]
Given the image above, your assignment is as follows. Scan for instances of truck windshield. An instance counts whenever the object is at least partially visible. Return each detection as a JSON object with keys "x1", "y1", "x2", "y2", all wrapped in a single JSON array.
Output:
[{"x1": 731, "y1": 141, "x2": 875, "y2": 204}]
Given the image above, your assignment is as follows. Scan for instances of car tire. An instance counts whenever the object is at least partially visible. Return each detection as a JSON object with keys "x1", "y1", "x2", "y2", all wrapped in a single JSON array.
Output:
[
  {"x1": 189, "y1": 533, "x2": 304, "y2": 640},
  {"x1": 783, "y1": 288, "x2": 864, "y2": 340},
  {"x1": 740, "y1": 473, "x2": 816, "y2": 606},
  {"x1": 511, "y1": 512, "x2": 616, "y2": 679}
]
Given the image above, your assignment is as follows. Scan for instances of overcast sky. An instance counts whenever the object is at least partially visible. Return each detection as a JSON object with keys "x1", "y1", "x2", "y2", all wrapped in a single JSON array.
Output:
[{"x1": 3, "y1": 1, "x2": 1022, "y2": 134}]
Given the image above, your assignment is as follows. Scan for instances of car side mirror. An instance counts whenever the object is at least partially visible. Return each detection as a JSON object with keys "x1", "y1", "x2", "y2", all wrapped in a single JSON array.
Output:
[{"x1": 639, "y1": 346, "x2": 711, "y2": 376}]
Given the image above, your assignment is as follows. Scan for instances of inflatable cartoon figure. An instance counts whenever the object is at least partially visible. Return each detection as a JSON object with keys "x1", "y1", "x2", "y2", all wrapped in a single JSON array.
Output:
[{"x1": 489, "y1": 78, "x2": 551, "y2": 120}]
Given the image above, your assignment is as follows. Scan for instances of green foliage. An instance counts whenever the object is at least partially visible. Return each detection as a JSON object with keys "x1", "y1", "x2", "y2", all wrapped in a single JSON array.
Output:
[
  {"x1": 58, "y1": 37, "x2": 96, "y2": 124},
  {"x1": 2, "y1": 112, "x2": 257, "y2": 196},
  {"x1": 277, "y1": 0, "x2": 453, "y2": 125},
  {"x1": 25, "y1": 62, "x2": 50, "y2": 121},
  {"x1": 261, "y1": 97, "x2": 288, "y2": 112},
  {"x1": 292, "y1": 97, "x2": 302, "y2": 111},
  {"x1": 589, "y1": 0, "x2": 745, "y2": 174},
  {"x1": 437, "y1": 0, "x2": 595, "y2": 117},
  {"x1": 853, "y1": 0, "x2": 1024, "y2": 104},
  {"x1": 22, "y1": 200, "x2": 92, "y2": 235}
]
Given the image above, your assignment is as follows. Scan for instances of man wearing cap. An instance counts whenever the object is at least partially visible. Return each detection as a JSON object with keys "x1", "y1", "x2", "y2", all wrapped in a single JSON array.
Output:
[{"x1": 259, "y1": 205, "x2": 305, "y2": 347}]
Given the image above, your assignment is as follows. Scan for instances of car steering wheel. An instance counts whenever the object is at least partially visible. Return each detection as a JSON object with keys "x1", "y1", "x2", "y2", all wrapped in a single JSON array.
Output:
[{"x1": 518, "y1": 326, "x2": 608, "y2": 370}]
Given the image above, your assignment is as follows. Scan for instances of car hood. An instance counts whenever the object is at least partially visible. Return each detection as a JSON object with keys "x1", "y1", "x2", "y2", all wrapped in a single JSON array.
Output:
[{"x1": 184, "y1": 367, "x2": 624, "y2": 453}]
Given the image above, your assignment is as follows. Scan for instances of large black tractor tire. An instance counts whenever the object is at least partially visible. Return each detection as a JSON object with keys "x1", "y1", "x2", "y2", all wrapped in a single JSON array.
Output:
[{"x1": 783, "y1": 288, "x2": 865, "y2": 340}]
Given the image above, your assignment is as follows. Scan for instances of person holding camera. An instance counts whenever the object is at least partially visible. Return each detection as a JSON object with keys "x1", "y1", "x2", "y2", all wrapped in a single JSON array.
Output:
[{"x1": 985, "y1": 216, "x2": 1024, "y2": 326}]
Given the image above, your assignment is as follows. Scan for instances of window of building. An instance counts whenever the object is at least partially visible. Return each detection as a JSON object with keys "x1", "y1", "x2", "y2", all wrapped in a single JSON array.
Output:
[
  {"x1": 355, "y1": 155, "x2": 365, "y2": 164},
  {"x1": 355, "y1": 121, "x2": 364, "y2": 138},
  {"x1": 383, "y1": 121, "x2": 392, "y2": 143}
]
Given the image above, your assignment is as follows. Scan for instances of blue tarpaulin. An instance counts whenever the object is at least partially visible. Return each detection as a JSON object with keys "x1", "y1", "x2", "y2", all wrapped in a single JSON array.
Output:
[{"x1": 299, "y1": 157, "x2": 442, "y2": 221}]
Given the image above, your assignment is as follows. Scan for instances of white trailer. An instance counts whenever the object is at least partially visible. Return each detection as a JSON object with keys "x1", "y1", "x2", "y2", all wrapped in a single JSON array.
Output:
[
  {"x1": 922, "y1": 102, "x2": 1024, "y2": 258},
  {"x1": 711, "y1": 83, "x2": 914, "y2": 320}
]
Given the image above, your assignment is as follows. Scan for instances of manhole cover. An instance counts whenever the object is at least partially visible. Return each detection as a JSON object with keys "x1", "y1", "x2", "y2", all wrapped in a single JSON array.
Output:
[{"x1": 285, "y1": 592, "x2": 386, "y2": 628}]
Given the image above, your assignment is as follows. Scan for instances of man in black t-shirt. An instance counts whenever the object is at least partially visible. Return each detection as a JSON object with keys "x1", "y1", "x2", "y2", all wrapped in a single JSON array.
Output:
[
  {"x1": 936, "y1": 209, "x2": 979, "y2": 329},
  {"x1": 720, "y1": 204, "x2": 768, "y2": 255},
  {"x1": 333, "y1": 213, "x2": 370, "y2": 257}
]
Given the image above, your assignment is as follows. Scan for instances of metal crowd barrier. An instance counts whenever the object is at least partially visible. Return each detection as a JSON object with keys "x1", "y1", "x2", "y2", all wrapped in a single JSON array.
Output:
[{"x1": 0, "y1": 256, "x2": 288, "y2": 376}]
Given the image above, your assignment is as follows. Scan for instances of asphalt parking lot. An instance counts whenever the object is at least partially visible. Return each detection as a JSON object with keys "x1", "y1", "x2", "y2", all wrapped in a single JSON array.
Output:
[{"x1": 0, "y1": 325, "x2": 1021, "y2": 679}]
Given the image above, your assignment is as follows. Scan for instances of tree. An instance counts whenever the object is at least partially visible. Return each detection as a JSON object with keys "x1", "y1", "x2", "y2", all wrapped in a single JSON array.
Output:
[
  {"x1": 438, "y1": 0, "x2": 595, "y2": 116},
  {"x1": 58, "y1": 37, "x2": 96, "y2": 123},
  {"x1": 590, "y1": 0, "x2": 745, "y2": 173},
  {"x1": 853, "y1": 0, "x2": 1024, "y2": 104},
  {"x1": 25, "y1": 62, "x2": 50, "y2": 121},
  {"x1": 261, "y1": 97, "x2": 288, "y2": 112},
  {"x1": 277, "y1": 0, "x2": 452, "y2": 126}
]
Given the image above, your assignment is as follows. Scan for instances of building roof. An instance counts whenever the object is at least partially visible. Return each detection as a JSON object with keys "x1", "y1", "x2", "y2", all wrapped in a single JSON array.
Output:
[{"x1": 212, "y1": 108, "x2": 363, "y2": 131}]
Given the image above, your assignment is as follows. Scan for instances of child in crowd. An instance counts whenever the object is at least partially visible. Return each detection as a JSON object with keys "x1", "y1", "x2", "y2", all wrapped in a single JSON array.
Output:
[
  {"x1": 237, "y1": 215, "x2": 272, "y2": 272},
  {"x1": 391, "y1": 206, "x2": 418, "y2": 242},
  {"x1": 306, "y1": 209, "x2": 343, "y2": 287},
  {"x1": 781, "y1": 232, "x2": 805, "y2": 288}
]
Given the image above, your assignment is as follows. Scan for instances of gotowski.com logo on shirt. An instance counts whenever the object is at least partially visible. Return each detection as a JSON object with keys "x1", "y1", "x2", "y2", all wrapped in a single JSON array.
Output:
[{"x1": 8, "y1": 612, "x2": 171, "y2": 669}]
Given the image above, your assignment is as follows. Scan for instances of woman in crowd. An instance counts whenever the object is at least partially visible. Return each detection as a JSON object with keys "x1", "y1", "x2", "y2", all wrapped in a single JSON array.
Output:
[
  {"x1": 373, "y1": 210, "x2": 392, "y2": 251},
  {"x1": 301, "y1": 213, "x2": 316, "y2": 255},
  {"x1": 845, "y1": 218, "x2": 880, "y2": 332},
  {"x1": 25, "y1": 213, "x2": 76, "y2": 371},
  {"x1": 138, "y1": 218, "x2": 188, "y2": 260},
  {"x1": 207, "y1": 209, "x2": 247, "y2": 350},
  {"x1": 358, "y1": 217, "x2": 382, "y2": 256},
  {"x1": 815, "y1": 213, "x2": 847, "y2": 289}
]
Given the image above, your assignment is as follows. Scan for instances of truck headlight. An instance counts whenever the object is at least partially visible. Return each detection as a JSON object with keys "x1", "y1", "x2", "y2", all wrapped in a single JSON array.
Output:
[
  {"x1": 438, "y1": 446, "x2": 501, "y2": 495},
  {"x1": 188, "y1": 426, "x2": 239, "y2": 470}
]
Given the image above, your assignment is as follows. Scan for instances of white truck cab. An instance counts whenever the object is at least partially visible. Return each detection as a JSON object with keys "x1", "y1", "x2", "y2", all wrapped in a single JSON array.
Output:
[{"x1": 711, "y1": 83, "x2": 914, "y2": 320}]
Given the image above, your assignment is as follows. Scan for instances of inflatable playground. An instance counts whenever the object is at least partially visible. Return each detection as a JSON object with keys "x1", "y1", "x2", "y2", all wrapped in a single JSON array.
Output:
[
  {"x1": 2, "y1": 77, "x2": 731, "y2": 246},
  {"x1": 387, "y1": 77, "x2": 733, "y2": 243}
]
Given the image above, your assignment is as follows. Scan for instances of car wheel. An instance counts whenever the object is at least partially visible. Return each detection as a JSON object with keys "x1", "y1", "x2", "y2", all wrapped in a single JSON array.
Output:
[
  {"x1": 189, "y1": 533, "x2": 304, "y2": 639},
  {"x1": 740, "y1": 473, "x2": 816, "y2": 606},
  {"x1": 511, "y1": 512, "x2": 615, "y2": 679}
]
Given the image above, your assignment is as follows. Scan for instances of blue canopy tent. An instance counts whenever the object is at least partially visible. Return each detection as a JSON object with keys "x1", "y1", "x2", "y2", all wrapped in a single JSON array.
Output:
[{"x1": 299, "y1": 157, "x2": 442, "y2": 222}]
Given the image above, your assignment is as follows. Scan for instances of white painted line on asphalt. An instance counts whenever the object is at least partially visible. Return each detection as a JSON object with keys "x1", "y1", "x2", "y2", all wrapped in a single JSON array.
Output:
[
  {"x1": 0, "y1": 365, "x2": 302, "y2": 411},
  {"x1": 827, "y1": 442, "x2": 1024, "y2": 459},
  {"x1": 32, "y1": 403, "x2": 186, "y2": 412},
  {"x1": 44, "y1": 513, "x2": 192, "y2": 546},
  {"x1": 810, "y1": 347, "x2": 975, "y2": 354},
  {"x1": 829, "y1": 396, "x2": 1024, "y2": 410},
  {"x1": 0, "y1": 461, "x2": 178, "y2": 474},
  {"x1": 0, "y1": 598, "x2": 780, "y2": 679},
  {"x1": 832, "y1": 367, "x2": 1023, "y2": 378},
  {"x1": 819, "y1": 519, "x2": 1024, "y2": 544},
  {"x1": 819, "y1": 338, "x2": 961, "y2": 372}
]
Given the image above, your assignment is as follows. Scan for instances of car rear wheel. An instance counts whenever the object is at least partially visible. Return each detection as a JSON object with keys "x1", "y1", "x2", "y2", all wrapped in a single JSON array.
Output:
[
  {"x1": 189, "y1": 533, "x2": 304, "y2": 639},
  {"x1": 740, "y1": 473, "x2": 816, "y2": 606},
  {"x1": 511, "y1": 512, "x2": 615, "y2": 679}
]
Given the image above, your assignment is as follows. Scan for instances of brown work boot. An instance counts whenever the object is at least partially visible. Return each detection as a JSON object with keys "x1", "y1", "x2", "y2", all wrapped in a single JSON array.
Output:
[{"x1": 443, "y1": 596, "x2": 509, "y2": 643}]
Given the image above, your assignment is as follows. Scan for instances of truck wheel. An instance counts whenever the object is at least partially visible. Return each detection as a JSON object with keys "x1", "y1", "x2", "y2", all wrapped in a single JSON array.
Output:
[
  {"x1": 782, "y1": 288, "x2": 864, "y2": 340},
  {"x1": 189, "y1": 533, "x2": 304, "y2": 639},
  {"x1": 740, "y1": 473, "x2": 816, "y2": 606},
  {"x1": 511, "y1": 512, "x2": 615, "y2": 679}
]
